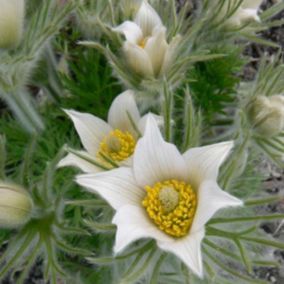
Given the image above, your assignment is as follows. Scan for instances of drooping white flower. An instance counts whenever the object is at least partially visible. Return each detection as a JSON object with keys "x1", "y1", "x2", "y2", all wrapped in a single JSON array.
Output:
[
  {"x1": 58, "y1": 90, "x2": 161, "y2": 173},
  {"x1": 0, "y1": 0, "x2": 25, "y2": 48},
  {"x1": 76, "y1": 115, "x2": 243, "y2": 277},
  {"x1": 113, "y1": 0, "x2": 180, "y2": 78},
  {"x1": 223, "y1": 0, "x2": 263, "y2": 27}
]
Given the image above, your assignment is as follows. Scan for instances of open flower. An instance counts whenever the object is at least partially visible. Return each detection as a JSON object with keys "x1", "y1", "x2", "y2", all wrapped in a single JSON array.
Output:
[
  {"x1": 224, "y1": 0, "x2": 262, "y2": 27},
  {"x1": 113, "y1": 0, "x2": 180, "y2": 78},
  {"x1": 58, "y1": 90, "x2": 160, "y2": 173},
  {"x1": 76, "y1": 115, "x2": 243, "y2": 277},
  {"x1": 0, "y1": 0, "x2": 25, "y2": 48}
]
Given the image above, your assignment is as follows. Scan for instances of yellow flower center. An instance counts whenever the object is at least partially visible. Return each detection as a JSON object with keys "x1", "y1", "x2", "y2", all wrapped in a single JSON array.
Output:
[
  {"x1": 97, "y1": 129, "x2": 136, "y2": 163},
  {"x1": 142, "y1": 179, "x2": 197, "y2": 238},
  {"x1": 138, "y1": 37, "x2": 148, "y2": 49}
]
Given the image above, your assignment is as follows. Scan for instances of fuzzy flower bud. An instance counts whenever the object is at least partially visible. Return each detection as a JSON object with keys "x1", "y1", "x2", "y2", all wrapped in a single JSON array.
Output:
[
  {"x1": 0, "y1": 0, "x2": 25, "y2": 49},
  {"x1": 247, "y1": 95, "x2": 284, "y2": 137},
  {"x1": 0, "y1": 182, "x2": 33, "y2": 228},
  {"x1": 121, "y1": 0, "x2": 142, "y2": 18},
  {"x1": 218, "y1": 0, "x2": 262, "y2": 27}
]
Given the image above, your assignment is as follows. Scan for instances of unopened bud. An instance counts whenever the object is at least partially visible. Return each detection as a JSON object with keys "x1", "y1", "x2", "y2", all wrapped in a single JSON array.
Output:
[
  {"x1": 216, "y1": 0, "x2": 261, "y2": 27},
  {"x1": 247, "y1": 95, "x2": 284, "y2": 137},
  {"x1": 0, "y1": 182, "x2": 33, "y2": 228},
  {"x1": 0, "y1": 0, "x2": 25, "y2": 49}
]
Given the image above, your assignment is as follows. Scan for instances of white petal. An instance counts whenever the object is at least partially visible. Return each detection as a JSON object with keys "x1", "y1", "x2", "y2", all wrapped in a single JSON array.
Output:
[
  {"x1": 160, "y1": 35, "x2": 182, "y2": 75},
  {"x1": 158, "y1": 229, "x2": 205, "y2": 278},
  {"x1": 123, "y1": 42, "x2": 154, "y2": 77},
  {"x1": 144, "y1": 27, "x2": 168, "y2": 76},
  {"x1": 76, "y1": 167, "x2": 144, "y2": 210},
  {"x1": 134, "y1": 0, "x2": 162, "y2": 36},
  {"x1": 190, "y1": 180, "x2": 243, "y2": 233},
  {"x1": 138, "y1": 113, "x2": 164, "y2": 134},
  {"x1": 242, "y1": 0, "x2": 263, "y2": 9},
  {"x1": 64, "y1": 109, "x2": 112, "y2": 156},
  {"x1": 183, "y1": 141, "x2": 234, "y2": 190},
  {"x1": 134, "y1": 114, "x2": 187, "y2": 188},
  {"x1": 113, "y1": 205, "x2": 173, "y2": 253},
  {"x1": 57, "y1": 151, "x2": 102, "y2": 173},
  {"x1": 113, "y1": 21, "x2": 143, "y2": 44},
  {"x1": 120, "y1": 155, "x2": 133, "y2": 167},
  {"x1": 239, "y1": 8, "x2": 260, "y2": 22},
  {"x1": 107, "y1": 90, "x2": 141, "y2": 136}
]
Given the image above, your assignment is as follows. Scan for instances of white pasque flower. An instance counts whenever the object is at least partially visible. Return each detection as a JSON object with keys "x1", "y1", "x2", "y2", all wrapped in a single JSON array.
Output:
[
  {"x1": 76, "y1": 115, "x2": 243, "y2": 277},
  {"x1": 113, "y1": 0, "x2": 180, "y2": 78},
  {"x1": 224, "y1": 0, "x2": 263, "y2": 27},
  {"x1": 0, "y1": 0, "x2": 25, "y2": 48},
  {"x1": 58, "y1": 90, "x2": 160, "y2": 173}
]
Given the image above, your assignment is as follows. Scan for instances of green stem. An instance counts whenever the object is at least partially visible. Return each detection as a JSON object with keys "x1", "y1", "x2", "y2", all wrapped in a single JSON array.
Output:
[
  {"x1": 84, "y1": 220, "x2": 116, "y2": 232},
  {"x1": 0, "y1": 232, "x2": 35, "y2": 278},
  {"x1": 16, "y1": 238, "x2": 41, "y2": 284},
  {"x1": 127, "y1": 111, "x2": 142, "y2": 138},
  {"x1": 245, "y1": 196, "x2": 283, "y2": 207},
  {"x1": 240, "y1": 236, "x2": 284, "y2": 250},
  {"x1": 235, "y1": 239, "x2": 252, "y2": 273},
  {"x1": 209, "y1": 214, "x2": 284, "y2": 224},
  {"x1": 87, "y1": 241, "x2": 155, "y2": 266},
  {"x1": 204, "y1": 248, "x2": 265, "y2": 284},
  {"x1": 220, "y1": 132, "x2": 250, "y2": 190},
  {"x1": 1, "y1": 90, "x2": 44, "y2": 134},
  {"x1": 65, "y1": 199, "x2": 108, "y2": 207},
  {"x1": 162, "y1": 80, "x2": 173, "y2": 142},
  {"x1": 181, "y1": 262, "x2": 191, "y2": 284},
  {"x1": 121, "y1": 246, "x2": 157, "y2": 284},
  {"x1": 67, "y1": 147, "x2": 111, "y2": 170},
  {"x1": 0, "y1": 135, "x2": 6, "y2": 179},
  {"x1": 150, "y1": 253, "x2": 167, "y2": 284},
  {"x1": 204, "y1": 239, "x2": 241, "y2": 262},
  {"x1": 98, "y1": 152, "x2": 119, "y2": 168},
  {"x1": 116, "y1": 240, "x2": 155, "y2": 260}
]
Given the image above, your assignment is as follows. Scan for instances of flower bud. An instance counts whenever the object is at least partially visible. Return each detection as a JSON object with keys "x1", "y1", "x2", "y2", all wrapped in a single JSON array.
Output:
[
  {"x1": 216, "y1": 0, "x2": 262, "y2": 27},
  {"x1": 121, "y1": 0, "x2": 142, "y2": 18},
  {"x1": 0, "y1": 182, "x2": 33, "y2": 228},
  {"x1": 247, "y1": 95, "x2": 284, "y2": 137},
  {"x1": 0, "y1": 0, "x2": 25, "y2": 49}
]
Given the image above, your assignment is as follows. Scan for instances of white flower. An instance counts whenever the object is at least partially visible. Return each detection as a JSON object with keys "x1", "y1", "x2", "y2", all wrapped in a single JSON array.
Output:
[
  {"x1": 58, "y1": 90, "x2": 161, "y2": 173},
  {"x1": 76, "y1": 115, "x2": 243, "y2": 277},
  {"x1": 0, "y1": 0, "x2": 25, "y2": 48},
  {"x1": 224, "y1": 0, "x2": 263, "y2": 27},
  {"x1": 113, "y1": 0, "x2": 180, "y2": 77}
]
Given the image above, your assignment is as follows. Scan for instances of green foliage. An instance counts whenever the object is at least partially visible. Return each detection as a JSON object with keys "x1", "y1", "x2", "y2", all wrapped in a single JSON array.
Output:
[
  {"x1": 60, "y1": 48, "x2": 122, "y2": 119},
  {"x1": 0, "y1": 0, "x2": 284, "y2": 283},
  {"x1": 189, "y1": 47, "x2": 244, "y2": 125}
]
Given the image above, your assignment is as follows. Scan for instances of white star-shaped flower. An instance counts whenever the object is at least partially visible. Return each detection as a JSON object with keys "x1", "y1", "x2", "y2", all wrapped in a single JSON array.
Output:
[
  {"x1": 76, "y1": 115, "x2": 243, "y2": 277},
  {"x1": 113, "y1": 0, "x2": 181, "y2": 78},
  {"x1": 58, "y1": 90, "x2": 160, "y2": 173}
]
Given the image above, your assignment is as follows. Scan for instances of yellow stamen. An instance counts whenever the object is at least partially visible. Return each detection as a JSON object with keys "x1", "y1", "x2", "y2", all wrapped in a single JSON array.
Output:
[
  {"x1": 142, "y1": 179, "x2": 197, "y2": 238},
  {"x1": 97, "y1": 129, "x2": 136, "y2": 163},
  {"x1": 138, "y1": 37, "x2": 148, "y2": 49}
]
